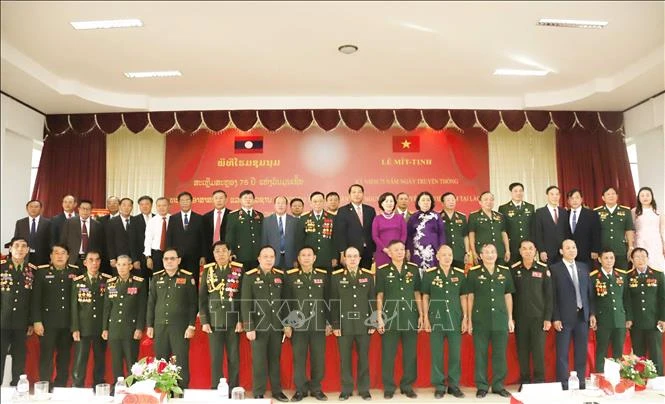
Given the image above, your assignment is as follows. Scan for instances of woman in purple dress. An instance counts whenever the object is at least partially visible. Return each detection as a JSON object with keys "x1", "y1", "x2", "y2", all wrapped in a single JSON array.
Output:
[
  {"x1": 372, "y1": 192, "x2": 407, "y2": 267},
  {"x1": 406, "y1": 191, "x2": 446, "y2": 276}
]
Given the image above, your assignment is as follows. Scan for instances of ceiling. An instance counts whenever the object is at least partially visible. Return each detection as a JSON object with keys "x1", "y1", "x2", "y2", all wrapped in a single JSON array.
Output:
[{"x1": 1, "y1": 1, "x2": 663, "y2": 114}]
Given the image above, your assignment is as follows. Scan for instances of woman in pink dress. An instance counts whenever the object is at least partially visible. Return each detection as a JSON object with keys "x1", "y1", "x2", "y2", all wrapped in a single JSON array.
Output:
[
  {"x1": 632, "y1": 187, "x2": 665, "y2": 269},
  {"x1": 372, "y1": 192, "x2": 407, "y2": 267}
]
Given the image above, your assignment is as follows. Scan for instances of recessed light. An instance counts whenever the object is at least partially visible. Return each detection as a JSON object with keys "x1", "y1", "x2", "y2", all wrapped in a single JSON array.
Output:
[
  {"x1": 71, "y1": 19, "x2": 143, "y2": 30},
  {"x1": 537, "y1": 18, "x2": 608, "y2": 29},
  {"x1": 338, "y1": 44, "x2": 359, "y2": 55},
  {"x1": 124, "y1": 70, "x2": 182, "y2": 79},
  {"x1": 494, "y1": 68, "x2": 549, "y2": 76}
]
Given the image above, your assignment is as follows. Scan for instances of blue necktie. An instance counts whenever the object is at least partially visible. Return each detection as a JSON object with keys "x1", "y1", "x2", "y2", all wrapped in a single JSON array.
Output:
[
  {"x1": 278, "y1": 216, "x2": 285, "y2": 253},
  {"x1": 571, "y1": 209, "x2": 578, "y2": 233},
  {"x1": 183, "y1": 213, "x2": 189, "y2": 229},
  {"x1": 30, "y1": 218, "x2": 36, "y2": 245}
]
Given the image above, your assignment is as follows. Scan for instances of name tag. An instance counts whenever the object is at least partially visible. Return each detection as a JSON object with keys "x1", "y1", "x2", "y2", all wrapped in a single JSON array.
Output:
[
  {"x1": 176, "y1": 278, "x2": 186, "y2": 285},
  {"x1": 532, "y1": 272, "x2": 542, "y2": 278},
  {"x1": 45, "y1": 274, "x2": 55, "y2": 279},
  {"x1": 387, "y1": 273, "x2": 396, "y2": 278},
  {"x1": 451, "y1": 277, "x2": 459, "y2": 282},
  {"x1": 313, "y1": 279, "x2": 323, "y2": 284}
]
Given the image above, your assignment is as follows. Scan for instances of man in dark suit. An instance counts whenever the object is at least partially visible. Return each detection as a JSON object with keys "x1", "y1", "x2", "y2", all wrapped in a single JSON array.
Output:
[
  {"x1": 60, "y1": 200, "x2": 105, "y2": 268},
  {"x1": 107, "y1": 198, "x2": 134, "y2": 272},
  {"x1": 51, "y1": 194, "x2": 77, "y2": 247},
  {"x1": 262, "y1": 196, "x2": 298, "y2": 269},
  {"x1": 166, "y1": 191, "x2": 205, "y2": 281},
  {"x1": 551, "y1": 239, "x2": 596, "y2": 389},
  {"x1": 98, "y1": 196, "x2": 120, "y2": 274},
  {"x1": 565, "y1": 189, "x2": 601, "y2": 267},
  {"x1": 335, "y1": 184, "x2": 376, "y2": 270},
  {"x1": 202, "y1": 190, "x2": 229, "y2": 263},
  {"x1": 14, "y1": 199, "x2": 52, "y2": 265},
  {"x1": 130, "y1": 196, "x2": 154, "y2": 278},
  {"x1": 534, "y1": 186, "x2": 569, "y2": 264}
]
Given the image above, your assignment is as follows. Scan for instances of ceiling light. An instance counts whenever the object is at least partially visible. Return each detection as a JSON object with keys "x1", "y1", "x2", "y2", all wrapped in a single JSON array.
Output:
[
  {"x1": 71, "y1": 19, "x2": 143, "y2": 30},
  {"x1": 124, "y1": 70, "x2": 182, "y2": 78},
  {"x1": 537, "y1": 18, "x2": 608, "y2": 29},
  {"x1": 338, "y1": 44, "x2": 358, "y2": 55},
  {"x1": 494, "y1": 68, "x2": 549, "y2": 76}
]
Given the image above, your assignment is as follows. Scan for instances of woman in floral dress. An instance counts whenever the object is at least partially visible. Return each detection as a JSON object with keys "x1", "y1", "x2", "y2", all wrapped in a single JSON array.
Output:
[{"x1": 406, "y1": 191, "x2": 446, "y2": 276}]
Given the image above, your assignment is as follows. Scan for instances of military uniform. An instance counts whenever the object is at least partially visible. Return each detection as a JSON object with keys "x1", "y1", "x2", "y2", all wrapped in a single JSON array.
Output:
[
  {"x1": 0, "y1": 259, "x2": 35, "y2": 385},
  {"x1": 31, "y1": 263, "x2": 80, "y2": 386},
  {"x1": 467, "y1": 264, "x2": 515, "y2": 392},
  {"x1": 199, "y1": 261, "x2": 243, "y2": 390},
  {"x1": 595, "y1": 205, "x2": 635, "y2": 270},
  {"x1": 103, "y1": 274, "x2": 147, "y2": 382},
  {"x1": 626, "y1": 267, "x2": 664, "y2": 375},
  {"x1": 376, "y1": 261, "x2": 421, "y2": 394},
  {"x1": 295, "y1": 211, "x2": 337, "y2": 271},
  {"x1": 285, "y1": 267, "x2": 329, "y2": 396},
  {"x1": 330, "y1": 267, "x2": 375, "y2": 396},
  {"x1": 71, "y1": 271, "x2": 112, "y2": 387},
  {"x1": 226, "y1": 209, "x2": 263, "y2": 271},
  {"x1": 498, "y1": 201, "x2": 535, "y2": 264},
  {"x1": 147, "y1": 269, "x2": 198, "y2": 388},
  {"x1": 441, "y1": 211, "x2": 469, "y2": 268},
  {"x1": 421, "y1": 265, "x2": 467, "y2": 393},
  {"x1": 468, "y1": 210, "x2": 508, "y2": 265},
  {"x1": 511, "y1": 260, "x2": 552, "y2": 383}
]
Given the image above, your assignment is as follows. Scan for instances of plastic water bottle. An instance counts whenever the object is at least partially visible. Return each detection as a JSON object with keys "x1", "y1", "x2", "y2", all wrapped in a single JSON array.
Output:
[
  {"x1": 15, "y1": 374, "x2": 29, "y2": 401},
  {"x1": 568, "y1": 370, "x2": 580, "y2": 396},
  {"x1": 114, "y1": 376, "x2": 127, "y2": 402},
  {"x1": 217, "y1": 377, "x2": 229, "y2": 400}
]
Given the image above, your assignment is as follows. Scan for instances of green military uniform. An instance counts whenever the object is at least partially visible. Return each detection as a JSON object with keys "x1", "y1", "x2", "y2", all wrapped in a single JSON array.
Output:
[
  {"x1": 285, "y1": 267, "x2": 329, "y2": 396},
  {"x1": 498, "y1": 201, "x2": 535, "y2": 264},
  {"x1": 71, "y1": 271, "x2": 112, "y2": 387},
  {"x1": 147, "y1": 269, "x2": 198, "y2": 388},
  {"x1": 330, "y1": 267, "x2": 376, "y2": 396},
  {"x1": 421, "y1": 265, "x2": 467, "y2": 393},
  {"x1": 441, "y1": 211, "x2": 469, "y2": 268},
  {"x1": 0, "y1": 259, "x2": 35, "y2": 385},
  {"x1": 240, "y1": 267, "x2": 287, "y2": 397},
  {"x1": 103, "y1": 274, "x2": 146, "y2": 382},
  {"x1": 31, "y1": 263, "x2": 80, "y2": 386},
  {"x1": 590, "y1": 268, "x2": 632, "y2": 372},
  {"x1": 626, "y1": 267, "x2": 665, "y2": 375},
  {"x1": 595, "y1": 205, "x2": 634, "y2": 270},
  {"x1": 511, "y1": 260, "x2": 552, "y2": 383},
  {"x1": 295, "y1": 211, "x2": 337, "y2": 271},
  {"x1": 468, "y1": 210, "x2": 508, "y2": 265},
  {"x1": 376, "y1": 261, "x2": 421, "y2": 394},
  {"x1": 467, "y1": 264, "x2": 515, "y2": 392},
  {"x1": 199, "y1": 261, "x2": 243, "y2": 390},
  {"x1": 226, "y1": 209, "x2": 264, "y2": 271}
]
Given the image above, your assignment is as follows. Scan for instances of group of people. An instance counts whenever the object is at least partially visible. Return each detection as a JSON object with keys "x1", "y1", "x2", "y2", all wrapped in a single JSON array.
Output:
[{"x1": 1, "y1": 183, "x2": 664, "y2": 401}]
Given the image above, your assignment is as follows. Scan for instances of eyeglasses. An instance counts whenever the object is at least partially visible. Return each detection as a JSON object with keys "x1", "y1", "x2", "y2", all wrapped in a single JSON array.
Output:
[{"x1": 163, "y1": 257, "x2": 179, "y2": 261}]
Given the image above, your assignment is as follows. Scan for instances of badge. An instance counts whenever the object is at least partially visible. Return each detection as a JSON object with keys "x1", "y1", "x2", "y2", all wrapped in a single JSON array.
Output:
[
  {"x1": 616, "y1": 276, "x2": 624, "y2": 286},
  {"x1": 45, "y1": 274, "x2": 55, "y2": 279},
  {"x1": 68, "y1": 273, "x2": 77, "y2": 279},
  {"x1": 254, "y1": 278, "x2": 264, "y2": 285},
  {"x1": 127, "y1": 287, "x2": 138, "y2": 295},
  {"x1": 313, "y1": 278, "x2": 323, "y2": 284},
  {"x1": 176, "y1": 278, "x2": 186, "y2": 285},
  {"x1": 387, "y1": 273, "x2": 396, "y2": 278},
  {"x1": 497, "y1": 274, "x2": 506, "y2": 280},
  {"x1": 629, "y1": 277, "x2": 638, "y2": 288},
  {"x1": 274, "y1": 278, "x2": 282, "y2": 284},
  {"x1": 451, "y1": 277, "x2": 459, "y2": 282},
  {"x1": 532, "y1": 272, "x2": 542, "y2": 278},
  {"x1": 359, "y1": 278, "x2": 368, "y2": 283},
  {"x1": 478, "y1": 275, "x2": 486, "y2": 280},
  {"x1": 340, "y1": 279, "x2": 349, "y2": 284}
]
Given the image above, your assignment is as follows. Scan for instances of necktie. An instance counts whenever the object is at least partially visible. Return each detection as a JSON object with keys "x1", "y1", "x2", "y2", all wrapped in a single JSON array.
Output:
[
  {"x1": 125, "y1": 218, "x2": 130, "y2": 231},
  {"x1": 67, "y1": 213, "x2": 72, "y2": 219},
  {"x1": 315, "y1": 214, "x2": 321, "y2": 221},
  {"x1": 214, "y1": 210, "x2": 222, "y2": 243},
  {"x1": 30, "y1": 218, "x2": 36, "y2": 245},
  {"x1": 160, "y1": 217, "x2": 167, "y2": 251},
  {"x1": 553, "y1": 208, "x2": 559, "y2": 224},
  {"x1": 183, "y1": 213, "x2": 189, "y2": 229},
  {"x1": 571, "y1": 209, "x2": 578, "y2": 233},
  {"x1": 356, "y1": 206, "x2": 363, "y2": 226},
  {"x1": 81, "y1": 220, "x2": 89, "y2": 252},
  {"x1": 570, "y1": 263, "x2": 582, "y2": 309},
  {"x1": 278, "y1": 216, "x2": 285, "y2": 253},
  {"x1": 350, "y1": 269, "x2": 357, "y2": 279}
]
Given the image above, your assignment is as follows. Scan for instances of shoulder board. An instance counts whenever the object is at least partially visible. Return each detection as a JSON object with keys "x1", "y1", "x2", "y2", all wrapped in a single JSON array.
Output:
[
  {"x1": 272, "y1": 268, "x2": 284, "y2": 274},
  {"x1": 73, "y1": 275, "x2": 85, "y2": 281},
  {"x1": 332, "y1": 268, "x2": 345, "y2": 275},
  {"x1": 68, "y1": 264, "x2": 79, "y2": 269},
  {"x1": 229, "y1": 209, "x2": 240, "y2": 214},
  {"x1": 0, "y1": 259, "x2": 5, "y2": 264},
  {"x1": 593, "y1": 206, "x2": 604, "y2": 211},
  {"x1": 230, "y1": 261, "x2": 243, "y2": 268},
  {"x1": 536, "y1": 260, "x2": 547, "y2": 266},
  {"x1": 495, "y1": 211, "x2": 505, "y2": 216},
  {"x1": 180, "y1": 269, "x2": 193, "y2": 276},
  {"x1": 301, "y1": 211, "x2": 311, "y2": 216},
  {"x1": 361, "y1": 268, "x2": 374, "y2": 275},
  {"x1": 456, "y1": 211, "x2": 466, "y2": 217},
  {"x1": 101, "y1": 273, "x2": 112, "y2": 279},
  {"x1": 589, "y1": 270, "x2": 599, "y2": 277},
  {"x1": 651, "y1": 267, "x2": 663, "y2": 273},
  {"x1": 108, "y1": 276, "x2": 117, "y2": 282},
  {"x1": 132, "y1": 275, "x2": 144, "y2": 282},
  {"x1": 286, "y1": 268, "x2": 300, "y2": 274},
  {"x1": 245, "y1": 268, "x2": 258, "y2": 275},
  {"x1": 511, "y1": 261, "x2": 522, "y2": 268},
  {"x1": 614, "y1": 269, "x2": 629, "y2": 274},
  {"x1": 471, "y1": 209, "x2": 482, "y2": 214},
  {"x1": 407, "y1": 261, "x2": 418, "y2": 266},
  {"x1": 315, "y1": 268, "x2": 327, "y2": 274},
  {"x1": 378, "y1": 263, "x2": 389, "y2": 270},
  {"x1": 497, "y1": 264, "x2": 509, "y2": 270},
  {"x1": 619, "y1": 205, "x2": 630, "y2": 210},
  {"x1": 469, "y1": 265, "x2": 481, "y2": 271},
  {"x1": 453, "y1": 267, "x2": 465, "y2": 273},
  {"x1": 38, "y1": 264, "x2": 50, "y2": 269},
  {"x1": 153, "y1": 270, "x2": 165, "y2": 276},
  {"x1": 203, "y1": 262, "x2": 216, "y2": 269},
  {"x1": 625, "y1": 268, "x2": 635, "y2": 274},
  {"x1": 28, "y1": 263, "x2": 37, "y2": 269},
  {"x1": 425, "y1": 267, "x2": 438, "y2": 273}
]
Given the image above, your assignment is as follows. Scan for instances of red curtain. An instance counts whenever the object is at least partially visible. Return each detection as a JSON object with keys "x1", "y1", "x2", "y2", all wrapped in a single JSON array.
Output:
[
  {"x1": 32, "y1": 128, "x2": 107, "y2": 217},
  {"x1": 556, "y1": 127, "x2": 635, "y2": 208}
]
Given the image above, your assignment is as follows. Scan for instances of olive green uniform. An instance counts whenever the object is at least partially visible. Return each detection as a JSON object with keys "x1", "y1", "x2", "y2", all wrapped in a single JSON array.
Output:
[
  {"x1": 330, "y1": 267, "x2": 376, "y2": 396},
  {"x1": 626, "y1": 267, "x2": 664, "y2": 375},
  {"x1": 498, "y1": 201, "x2": 535, "y2": 264},
  {"x1": 468, "y1": 210, "x2": 508, "y2": 265},
  {"x1": 147, "y1": 269, "x2": 198, "y2": 388},
  {"x1": 240, "y1": 267, "x2": 287, "y2": 397},
  {"x1": 71, "y1": 272, "x2": 112, "y2": 387},
  {"x1": 376, "y1": 261, "x2": 421, "y2": 394},
  {"x1": 295, "y1": 211, "x2": 337, "y2": 271},
  {"x1": 199, "y1": 261, "x2": 243, "y2": 390},
  {"x1": 441, "y1": 211, "x2": 468, "y2": 268},
  {"x1": 595, "y1": 205, "x2": 634, "y2": 270},
  {"x1": 467, "y1": 264, "x2": 515, "y2": 392},
  {"x1": 511, "y1": 260, "x2": 552, "y2": 383},
  {"x1": 421, "y1": 266, "x2": 467, "y2": 392},
  {"x1": 226, "y1": 209, "x2": 264, "y2": 271}
]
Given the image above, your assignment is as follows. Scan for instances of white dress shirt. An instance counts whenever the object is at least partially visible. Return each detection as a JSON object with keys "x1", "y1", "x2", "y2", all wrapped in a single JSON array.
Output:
[
  {"x1": 569, "y1": 207, "x2": 581, "y2": 232},
  {"x1": 606, "y1": 205, "x2": 617, "y2": 214},
  {"x1": 144, "y1": 214, "x2": 171, "y2": 256},
  {"x1": 276, "y1": 214, "x2": 287, "y2": 235},
  {"x1": 548, "y1": 204, "x2": 559, "y2": 223},
  {"x1": 79, "y1": 218, "x2": 91, "y2": 254},
  {"x1": 212, "y1": 208, "x2": 226, "y2": 230}
]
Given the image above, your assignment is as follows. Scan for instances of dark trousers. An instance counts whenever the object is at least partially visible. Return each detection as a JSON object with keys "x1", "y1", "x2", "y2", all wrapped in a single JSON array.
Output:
[
  {"x1": 109, "y1": 338, "x2": 139, "y2": 381},
  {"x1": 381, "y1": 330, "x2": 417, "y2": 393},
  {"x1": 360, "y1": 254, "x2": 373, "y2": 272},
  {"x1": 180, "y1": 254, "x2": 200, "y2": 287},
  {"x1": 631, "y1": 328, "x2": 664, "y2": 375},
  {"x1": 430, "y1": 330, "x2": 462, "y2": 390},
  {"x1": 151, "y1": 249, "x2": 165, "y2": 273},
  {"x1": 291, "y1": 331, "x2": 326, "y2": 394},
  {"x1": 515, "y1": 319, "x2": 546, "y2": 383},
  {"x1": 556, "y1": 311, "x2": 589, "y2": 388},
  {"x1": 595, "y1": 326, "x2": 626, "y2": 372},
  {"x1": 39, "y1": 327, "x2": 73, "y2": 387},
  {"x1": 209, "y1": 329, "x2": 240, "y2": 390},
  {"x1": 154, "y1": 325, "x2": 190, "y2": 388},
  {"x1": 473, "y1": 330, "x2": 509, "y2": 391},
  {"x1": 72, "y1": 336, "x2": 107, "y2": 387},
  {"x1": 337, "y1": 334, "x2": 370, "y2": 395},
  {"x1": 250, "y1": 330, "x2": 283, "y2": 396},
  {"x1": 1, "y1": 328, "x2": 27, "y2": 385}
]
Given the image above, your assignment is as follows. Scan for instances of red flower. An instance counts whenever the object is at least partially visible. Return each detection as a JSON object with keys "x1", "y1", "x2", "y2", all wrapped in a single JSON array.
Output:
[
  {"x1": 635, "y1": 362, "x2": 646, "y2": 373},
  {"x1": 146, "y1": 356, "x2": 154, "y2": 364},
  {"x1": 157, "y1": 361, "x2": 167, "y2": 373}
]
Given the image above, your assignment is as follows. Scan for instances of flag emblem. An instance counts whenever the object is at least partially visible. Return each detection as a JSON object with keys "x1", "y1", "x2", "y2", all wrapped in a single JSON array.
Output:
[
  {"x1": 234, "y1": 136, "x2": 263, "y2": 153},
  {"x1": 392, "y1": 135, "x2": 420, "y2": 152}
]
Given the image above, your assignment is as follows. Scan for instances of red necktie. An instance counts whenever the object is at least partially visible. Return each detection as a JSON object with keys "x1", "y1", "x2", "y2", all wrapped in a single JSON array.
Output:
[
  {"x1": 68, "y1": 213, "x2": 72, "y2": 219},
  {"x1": 160, "y1": 217, "x2": 167, "y2": 251},
  {"x1": 213, "y1": 210, "x2": 222, "y2": 243},
  {"x1": 356, "y1": 206, "x2": 363, "y2": 226},
  {"x1": 553, "y1": 208, "x2": 559, "y2": 224},
  {"x1": 81, "y1": 220, "x2": 89, "y2": 252}
]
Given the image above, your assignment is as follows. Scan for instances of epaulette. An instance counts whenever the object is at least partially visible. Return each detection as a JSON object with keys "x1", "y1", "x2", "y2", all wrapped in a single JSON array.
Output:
[
  {"x1": 153, "y1": 270, "x2": 165, "y2": 276},
  {"x1": 203, "y1": 262, "x2": 216, "y2": 269},
  {"x1": 456, "y1": 211, "x2": 467, "y2": 216},
  {"x1": 361, "y1": 268, "x2": 374, "y2": 275},
  {"x1": 108, "y1": 276, "x2": 117, "y2": 282},
  {"x1": 28, "y1": 263, "x2": 37, "y2": 269},
  {"x1": 536, "y1": 260, "x2": 547, "y2": 267},
  {"x1": 614, "y1": 268, "x2": 629, "y2": 274},
  {"x1": 230, "y1": 261, "x2": 243, "y2": 268},
  {"x1": 625, "y1": 268, "x2": 635, "y2": 274},
  {"x1": 407, "y1": 261, "x2": 418, "y2": 266},
  {"x1": 287, "y1": 268, "x2": 300, "y2": 274},
  {"x1": 378, "y1": 263, "x2": 389, "y2": 270},
  {"x1": 38, "y1": 264, "x2": 50, "y2": 269},
  {"x1": 453, "y1": 267, "x2": 465, "y2": 273},
  {"x1": 497, "y1": 265, "x2": 509, "y2": 270},
  {"x1": 315, "y1": 268, "x2": 327, "y2": 274},
  {"x1": 425, "y1": 267, "x2": 438, "y2": 273},
  {"x1": 180, "y1": 269, "x2": 193, "y2": 276},
  {"x1": 471, "y1": 209, "x2": 482, "y2": 214},
  {"x1": 332, "y1": 268, "x2": 344, "y2": 275},
  {"x1": 652, "y1": 267, "x2": 663, "y2": 273},
  {"x1": 132, "y1": 275, "x2": 144, "y2": 282},
  {"x1": 229, "y1": 209, "x2": 240, "y2": 213},
  {"x1": 245, "y1": 268, "x2": 258, "y2": 275},
  {"x1": 589, "y1": 270, "x2": 599, "y2": 276},
  {"x1": 301, "y1": 211, "x2": 311, "y2": 216},
  {"x1": 619, "y1": 205, "x2": 630, "y2": 210},
  {"x1": 511, "y1": 261, "x2": 522, "y2": 268},
  {"x1": 469, "y1": 265, "x2": 481, "y2": 271},
  {"x1": 73, "y1": 275, "x2": 85, "y2": 281},
  {"x1": 101, "y1": 273, "x2": 112, "y2": 278},
  {"x1": 68, "y1": 264, "x2": 79, "y2": 269},
  {"x1": 593, "y1": 206, "x2": 604, "y2": 211},
  {"x1": 272, "y1": 268, "x2": 284, "y2": 274}
]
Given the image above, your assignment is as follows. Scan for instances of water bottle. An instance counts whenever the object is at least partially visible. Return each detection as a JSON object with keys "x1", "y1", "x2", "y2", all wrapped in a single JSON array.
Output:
[
  {"x1": 217, "y1": 377, "x2": 229, "y2": 400},
  {"x1": 114, "y1": 376, "x2": 127, "y2": 402},
  {"x1": 15, "y1": 374, "x2": 29, "y2": 401},
  {"x1": 568, "y1": 370, "x2": 580, "y2": 396}
]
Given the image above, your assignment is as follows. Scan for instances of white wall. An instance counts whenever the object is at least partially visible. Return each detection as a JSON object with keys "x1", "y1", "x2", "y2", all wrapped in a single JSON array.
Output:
[{"x1": 0, "y1": 94, "x2": 45, "y2": 252}]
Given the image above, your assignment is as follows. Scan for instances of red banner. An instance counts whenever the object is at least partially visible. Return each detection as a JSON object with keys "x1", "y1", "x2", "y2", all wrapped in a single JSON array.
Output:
[{"x1": 165, "y1": 127, "x2": 489, "y2": 213}]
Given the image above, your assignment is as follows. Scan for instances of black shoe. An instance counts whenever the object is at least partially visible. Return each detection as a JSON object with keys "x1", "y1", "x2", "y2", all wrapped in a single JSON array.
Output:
[
  {"x1": 291, "y1": 391, "x2": 305, "y2": 402},
  {"x1": 434, "y1": 390, "x2": 445, "y2": 399},
  {"x1": 312, "y1": 391, "x2": 328, "y2": 401},
  {"x1": 448, "y1": 387, "x2": 465, "y2": 398},
  {"x1": 254, "y1": 395, "x2": 264, "y2": 399},
  {"x1": 493, "y1": 389, "x2": 511, "y2": 398},
  {"x1": 384, "y1": 391, "x2": 394, "y2": 399},
  {"x1": 476, "y1": 389, "x2": 487, "y2": 398},
  {"x1": 360, "y1": 392, "x2": 372, "y2": 400},
  {"x1": 274, "y1": 392, "x2": 290, "y2": 402},
  {"x1": 401, "y1": 390, "x2": 418, "y2": 399},
  {"x1": 339, "y1": 392, "x2": 351, "y2": 401}
]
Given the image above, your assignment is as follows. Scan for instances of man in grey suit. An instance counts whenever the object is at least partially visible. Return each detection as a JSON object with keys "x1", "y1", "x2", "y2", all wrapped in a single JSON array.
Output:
[
  {"x1": 261, "y1": 196, "x2": 297, "y2": 269},
  {"x1": 61, "y1": 200, "x2": 105, "y2": 268}
]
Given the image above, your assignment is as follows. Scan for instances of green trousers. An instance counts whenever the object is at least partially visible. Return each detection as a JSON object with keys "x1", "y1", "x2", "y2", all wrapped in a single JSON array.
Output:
[
  {"x1": 473, "y1": 330, "x2": 508, "y2": 392},
  {"x1": 595, "y1": 326, "x2": 626, "y2": 372},
  {"x1": 72, "y1": 336, "x2": 106, "y2": 387},
  {"x1": 430, "y1": 329, "x2": 462, "y2": 391},
  {"x1": 209, "y1": 329, "x2": 240, "y2": 390},
  {"x1": 631, "y1": 328, "x2": 663, "y2": 375},
  {"x1": 39, "y1": 327, "x2": 72, "y2": 387},
  {"x1": 515, "y1": 320, "x2": 546, "y2": 383},
  {"x1": 251, "y1": 330, "x2": 283, "y2": 396},
  {"x1": 291, "y1": 331, "x2": 326, "y2": 394},
  {"x1": 337, "y1": 334, "x2": 370, "y2": 395},
  {"x1": 381, "y1": 330, "x2": 417, "y2": 393},
  {"x1": 154, "y1": 324, "x2": 190, "y2": 388},
  {"x1": 109, "y1": 338, "x2": 139, "y2": 381}
]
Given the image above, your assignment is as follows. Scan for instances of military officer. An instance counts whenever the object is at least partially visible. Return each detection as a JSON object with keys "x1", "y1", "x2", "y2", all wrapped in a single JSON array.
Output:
[
  {"x1": 71, "y1": 250, "x2": 111, "y2": 387},
  {"x1": 422, "y1": 244, "x2": 467, "y2": 399},
  {"x1": 467, "y1": 243, "x2": 515, "y2": 398},
  {"x1": 1, "y1": 237, "x2": 35, "y2": 386},
  {"x1": 295, "y1": 192, "x2": 338, "y2": 272},
  {"x1": 594, "y1": 187, "x2": 635, "y2": 270},
  {"x1": 468, "y1": 192, "x2": 511, "y2": 266},
  {"x1": 102, "y1": 255, "x2": 146, "y2": 384},
  {"x1": 510, "y1": 240, "x2": 552, "y2": 385},
  {"x1": 440, "y1": 192, "x2": 471, "y2": 268},
  {"x1": 626, "y1": 247, "x2": 664, "y2": 375},
  {"x1": 498, "y1": 183, "x2": 535, "y2": 264},
  {"x1": 199, "y1": 241, "x2": 243, "y2": 391},
  {"x1": 226, "y1": 190, "x2": 264, "y2": 271},
  {"x1": 32, "y1": 243, "x2": 80, "y2": 387},
  {"x1": 330, "y1": 246, "x2": 375, "y2": 401},
  {"x1": 240, "y1": 246, "x2": 289, "y2": 402},
  {"x1": 285, "y1": 246, "x2": 330, "y2": 401},
  {"x1": 146, "y1": 248, "x2": 198, "y2": 389},
  {"x1": 376, "y1": 240, "x2": 423, "y2": 399}
]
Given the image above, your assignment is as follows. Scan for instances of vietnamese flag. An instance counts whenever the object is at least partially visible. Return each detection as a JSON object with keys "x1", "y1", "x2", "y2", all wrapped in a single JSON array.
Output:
[
  {"x1": 234, "y1": 136, "x2": 263, "y2": 153},
  {"x1": 392, "y1": 135, "x2": 420, "y2": 153}
]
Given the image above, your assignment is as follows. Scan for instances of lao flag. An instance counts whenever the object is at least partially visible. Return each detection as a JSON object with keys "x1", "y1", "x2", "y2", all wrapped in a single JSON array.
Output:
[
  {"x1": 392, "y1": 135, "x2": 420, "y2": 153},
  {"x1": 234, "y1": 136, "x2": 263, "y2": 153}
]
